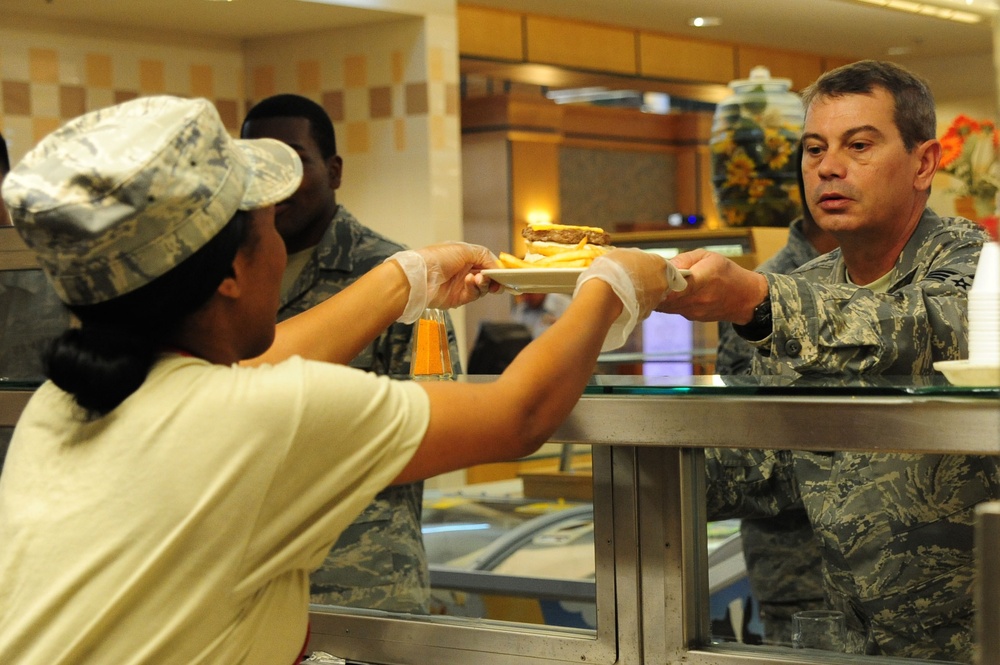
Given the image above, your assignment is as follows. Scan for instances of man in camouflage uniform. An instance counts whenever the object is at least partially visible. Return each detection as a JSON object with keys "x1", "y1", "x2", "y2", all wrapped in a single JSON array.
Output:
[
  {"x1": 242, "y1": 94, "x2": 461, "y2": 614},
  {"x1": 714, "y1": 150, "x2": 838, "y2": 647},
  {"x1": 661, "y1": 60, "x2": 995, "y2": 661}
]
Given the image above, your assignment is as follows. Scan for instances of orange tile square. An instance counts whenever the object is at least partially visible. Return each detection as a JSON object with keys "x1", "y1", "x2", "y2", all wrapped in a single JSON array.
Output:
[
  {"x1": 391, "y1": 51, "x2": 405, "y2": 84},
  {"x1": 394, "y1": 118, "x2": 406, "y2": 152},
  {"x1": 139, "y1": 60, "x2": 166, "y2": 93},
  {"x1": 253, "y1": 66, "x2": 276, "y2": 100},
  {"x1": 297, "y1": 60, "x2": 321, "y2": 92},
  {"x1": 59, "y1": 85, "x2": 87, "y2": 118},
  {"x1": 114, "y1": 90, "x2": 140, "y2": 104},
  {"x1": 215, "y1": 99, "x2": 239, "y2": 131},
  {"x1": 369, "y1": 87, "x2": 392, "y2": 119},
  {"x1": 85, "y1": 53, "x2": 113, "y2": 88},
  {"x1": 190, "y1": 64, "x2": 214, "y2": 99},
  {"x1": 33, "y1": 117, "x2": 61, "y2": 144},
  {"x1": 2, "y1": 81, "x2": 31, "y2": 115},
  {"x1": 345, "y1": 121, "x2": 369, "y2": 154},
  {"x1": 322, "y1": 91, "x2": 344, "y2": 123},
  {"x1": 29, "y1": 49, "x2": 59, "y2": 84},
  {"x1": 344, "y1": 55, "x2": 367, "y2": 88},
  {"x1": 405, "y1": 83, "x2": 428, "y2": 115}
]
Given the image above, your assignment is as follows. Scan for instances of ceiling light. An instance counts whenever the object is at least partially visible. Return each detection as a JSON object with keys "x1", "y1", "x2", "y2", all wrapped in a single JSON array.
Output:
[
  {"x1": 839, "y1": 0, "x2": 998, "y2": 23},
  {"x1": 687, "y1": 16, "x2": 722, "y2": 27}
]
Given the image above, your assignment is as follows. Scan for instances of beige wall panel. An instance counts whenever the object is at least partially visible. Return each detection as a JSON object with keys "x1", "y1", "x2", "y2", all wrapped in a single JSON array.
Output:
[
  {"x1": 736, "y1": 46, "x2": 824, "y2": 91},
  {"x1": 461, "y1": 134, "x2": 514, "y2": 357},
  {"x1": 525, "y1": 16, "x2": 636, "y2": 75},
  {"x1": 457, "y1": 5, "x2": 524, "y2": 61},
  {"x1": 639, "y1": 33, "x2": 734, "y2": 84},
  {"x1": 822, "y1": 56, "x2": 855, "y2": 73}
]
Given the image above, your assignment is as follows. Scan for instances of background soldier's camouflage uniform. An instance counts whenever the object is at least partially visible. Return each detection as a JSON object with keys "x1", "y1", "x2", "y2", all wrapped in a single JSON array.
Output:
[
  {"x1": 279, "y1": 206, "x2": 461, "y2": 614},
  {"x1": 707, "y1": 210, "x2": 996, "y2": 661},
  {"x1": 715, "y1": 217, "x2": 827, "y2": 647}
]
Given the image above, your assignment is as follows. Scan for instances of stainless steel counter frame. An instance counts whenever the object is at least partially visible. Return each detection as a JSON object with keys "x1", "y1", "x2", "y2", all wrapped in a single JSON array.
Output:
[{"x1": 308, "y1": 390, "x2": 1000, "y2": 665}]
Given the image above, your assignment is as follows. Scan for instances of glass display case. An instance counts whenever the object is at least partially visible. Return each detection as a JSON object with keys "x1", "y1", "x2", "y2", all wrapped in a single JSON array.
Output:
[{"x1": 301, "y1": 375, "x2": 999, "y2": 665}]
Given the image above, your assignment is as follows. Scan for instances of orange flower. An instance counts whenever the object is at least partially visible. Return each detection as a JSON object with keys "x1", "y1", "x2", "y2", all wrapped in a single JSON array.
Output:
[
  {"x1": 939, "y1": 127, "x2": 965, "y2": 170},
  {"x1": 939, "y1": 114, "x2": 999, "y2": 203}
]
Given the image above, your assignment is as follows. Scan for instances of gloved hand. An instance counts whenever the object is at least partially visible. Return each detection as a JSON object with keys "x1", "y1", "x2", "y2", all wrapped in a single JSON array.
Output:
[
  {"x1": 575, "y1": 248, "x2": 688, "y2": 351},
  {"x1": 386, "y1": 242, "x2": 501, "y2": 323}
]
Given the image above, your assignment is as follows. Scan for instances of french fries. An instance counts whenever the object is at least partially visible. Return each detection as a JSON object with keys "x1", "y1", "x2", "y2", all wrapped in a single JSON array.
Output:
[
  {"x1": 497, "y1": 252, "x2": 535, "y2": 269},
  {"x1": 497, "y1": 242, "x2": 611, "y2": 269}
]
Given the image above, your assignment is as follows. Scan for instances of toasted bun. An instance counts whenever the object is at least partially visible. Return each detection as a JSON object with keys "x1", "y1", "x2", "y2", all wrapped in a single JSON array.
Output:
[{"x1": 522, "y1": 223, "x2": 611, "y2": 247}]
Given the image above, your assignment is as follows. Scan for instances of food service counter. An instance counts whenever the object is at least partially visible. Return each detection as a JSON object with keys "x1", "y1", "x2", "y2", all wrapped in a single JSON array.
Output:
[
  {"x1": 0, "y1": 377, "x2": 996, "y2": 665},
  {"x1": 303, "y1": 375, "x2": 999, "y2": 665}
]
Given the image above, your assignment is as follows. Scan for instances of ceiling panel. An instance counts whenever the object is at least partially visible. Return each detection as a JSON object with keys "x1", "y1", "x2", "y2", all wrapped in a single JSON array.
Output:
[{"x1": 0, "y1": 0, "x2": 992, "y2": 58}]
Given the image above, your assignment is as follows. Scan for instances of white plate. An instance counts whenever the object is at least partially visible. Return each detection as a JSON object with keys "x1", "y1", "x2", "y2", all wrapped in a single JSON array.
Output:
[
  {"x1": 481, "y1": 268, "x2": 584, "y2": 293},
  {"x1": 934, "y1": 359, "x2": 1000, "y2": 387},
  {"x1": 481, "y1": 267, "x2": 692, "y2": 294}
]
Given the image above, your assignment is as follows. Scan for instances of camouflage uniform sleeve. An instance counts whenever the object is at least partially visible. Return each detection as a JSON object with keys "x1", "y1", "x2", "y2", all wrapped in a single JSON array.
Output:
[
  {"x1": 716, "y1": 321, "x2": 755, "y2": 375},
  {"x1": 756, "y1": 227, "x2": 982, "y2": 375},
  {"x1": 704, "y1": 448, "x2": 803, "y2": 521},
  {"x1": 716, "y1": 221, "x2": 819, "y2": 376}
]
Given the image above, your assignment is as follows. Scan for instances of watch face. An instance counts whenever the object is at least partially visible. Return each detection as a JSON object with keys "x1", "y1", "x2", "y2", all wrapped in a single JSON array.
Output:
[{"x1": 754, "y1": 298, "x2": 772, "y2": 326}]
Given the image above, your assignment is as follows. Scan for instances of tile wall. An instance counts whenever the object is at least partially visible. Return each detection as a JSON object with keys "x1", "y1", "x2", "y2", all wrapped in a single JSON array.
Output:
[
  {"x1": 243, "y1": 15, "x2": 463, "y2": 253},
  {"x1": 0, "y1": 24, "x2": 244, "y2": 165},
  {"x1": 0, "y1": 12, "x2": 467, "y2": 349},
  {"x1": 0, "y1": 15, "x2": 463, "y2": 256}
]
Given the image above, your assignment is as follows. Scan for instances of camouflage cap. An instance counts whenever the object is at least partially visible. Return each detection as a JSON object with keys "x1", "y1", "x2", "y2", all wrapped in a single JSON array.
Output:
[{"x1": 0, "y1": 95, "x2": 303, "y2": 305}]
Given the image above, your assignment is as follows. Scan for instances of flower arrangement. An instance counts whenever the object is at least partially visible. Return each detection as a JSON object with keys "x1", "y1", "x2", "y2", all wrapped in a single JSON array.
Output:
[
  {"x1": 939, "y1": 114, "x2": 1000, "y2": 220},
  {"x1": 710, "y1": 100, "x2": 803, "y2": 227}
]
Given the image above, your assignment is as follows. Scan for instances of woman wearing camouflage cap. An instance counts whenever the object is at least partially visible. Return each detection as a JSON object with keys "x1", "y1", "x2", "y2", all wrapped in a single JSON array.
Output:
[{"x1": 0, "y1": 96, "x2": 684, "y2": 664}]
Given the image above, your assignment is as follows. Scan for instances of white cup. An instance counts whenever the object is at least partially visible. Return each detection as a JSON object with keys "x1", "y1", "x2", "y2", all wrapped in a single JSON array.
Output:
[{"x1": 969, "y1": 242, "x2": 1000, "y2": 364}]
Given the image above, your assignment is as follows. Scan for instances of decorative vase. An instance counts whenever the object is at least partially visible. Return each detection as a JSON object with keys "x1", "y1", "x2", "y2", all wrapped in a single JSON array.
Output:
[
  {"x1": 954, "y1": 194, "x2": 1000, "y2": 241},
  {"x1": 710, "y1": 66, "x2": 805, "y2": 228}
]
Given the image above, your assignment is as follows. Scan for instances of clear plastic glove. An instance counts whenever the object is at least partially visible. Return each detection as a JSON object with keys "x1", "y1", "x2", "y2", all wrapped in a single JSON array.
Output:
[
  {"x1": 575, "y1": 248, "x2": 688, "y2": 351},
  {"x1": 386, "y1": 242, "x2": 500, "y2": 323}
]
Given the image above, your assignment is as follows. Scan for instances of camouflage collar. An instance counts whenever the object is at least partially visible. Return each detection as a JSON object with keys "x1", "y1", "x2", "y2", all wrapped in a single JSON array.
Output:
[{"x1": 313, "y1": 206, "x2": 365, "y2": 274}]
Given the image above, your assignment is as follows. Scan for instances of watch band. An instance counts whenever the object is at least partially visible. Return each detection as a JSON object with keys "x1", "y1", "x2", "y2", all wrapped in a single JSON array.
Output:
[{"x1": 734, "y1": 295, "x2": 772, "y2": 341}]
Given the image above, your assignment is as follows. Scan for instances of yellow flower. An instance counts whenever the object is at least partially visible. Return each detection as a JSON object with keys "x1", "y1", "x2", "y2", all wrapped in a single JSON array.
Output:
[
  {"x1": 724, "y1": 150, "x2": 756, "y2": 188},
  {"x1": 723, "y1": 207, "x2": 747, "y2": 225},
  {"x1": 748, "y1": 177, "x2": 774, "y2": 203},
  {"x1": 765, "y1": 128, "x2": 792, "y2": 170},
  {"x1": 711, "y1": 133, "x2": 736, "y2": 155}
]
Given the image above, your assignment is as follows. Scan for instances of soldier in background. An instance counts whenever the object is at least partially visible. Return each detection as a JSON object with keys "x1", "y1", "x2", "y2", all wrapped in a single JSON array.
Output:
[
  {"x1": 715, "y1": 146, "x2": 838, "y2": 646},
  {"x1": 242, "y1": 94, "x2": 461, "y2": 613},
  {"x1": 660, "y1": 60, "x2": 994, "y2": 661}
]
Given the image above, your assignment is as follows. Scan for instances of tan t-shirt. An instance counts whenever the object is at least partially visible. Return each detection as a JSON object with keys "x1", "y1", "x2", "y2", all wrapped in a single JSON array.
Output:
[{"x1": 0, "y1": 354, "x2": 429, "y2": 664}]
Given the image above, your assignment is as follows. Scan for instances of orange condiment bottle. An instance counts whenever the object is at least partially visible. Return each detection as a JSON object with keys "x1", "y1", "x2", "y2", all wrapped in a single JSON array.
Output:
[{"x1": 411, "y1": 309, "x2": 453, "y2": 379}]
